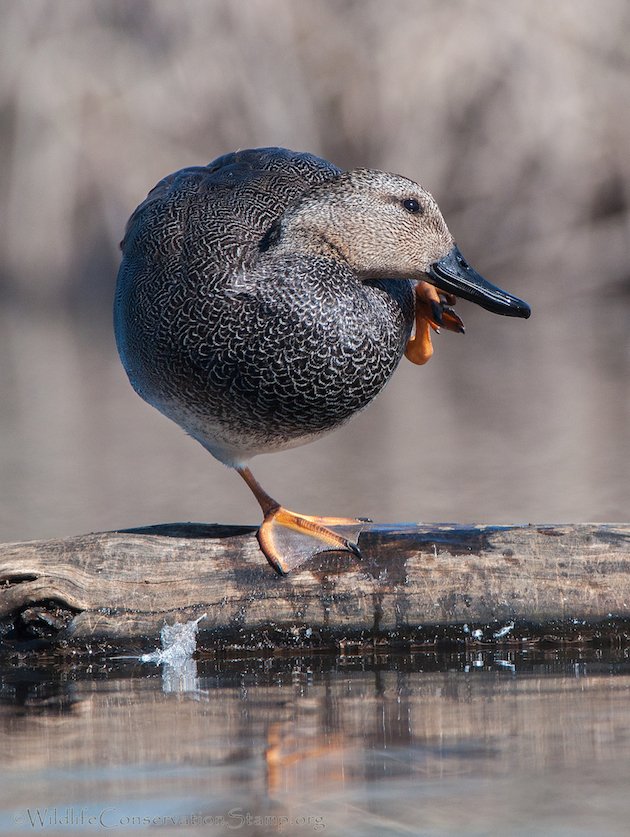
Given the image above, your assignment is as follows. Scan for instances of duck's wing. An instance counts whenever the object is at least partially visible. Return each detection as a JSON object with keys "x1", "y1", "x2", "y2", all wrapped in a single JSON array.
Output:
[{"x1": 121, "y1": 147, "x2": 341, "y2": 258}]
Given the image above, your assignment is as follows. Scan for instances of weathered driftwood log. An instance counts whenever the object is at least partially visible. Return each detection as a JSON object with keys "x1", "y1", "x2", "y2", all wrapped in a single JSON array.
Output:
[{"x1": 1, "y1": 523, "x2": 629, "y2": 649}]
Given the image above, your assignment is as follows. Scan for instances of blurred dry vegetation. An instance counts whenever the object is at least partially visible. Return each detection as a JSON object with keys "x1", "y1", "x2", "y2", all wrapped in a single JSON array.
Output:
[{"x1": 0, "y1": 0, "x2": 629, "y2": 541}]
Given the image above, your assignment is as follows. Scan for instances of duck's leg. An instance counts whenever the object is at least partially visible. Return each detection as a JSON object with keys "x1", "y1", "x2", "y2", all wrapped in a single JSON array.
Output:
[
  {"x1": 405, "y1": 280, "x2": 465, "y2": 365},
  {"x1": 237, "y1": 466, "x2": 365, "y2": 575}
]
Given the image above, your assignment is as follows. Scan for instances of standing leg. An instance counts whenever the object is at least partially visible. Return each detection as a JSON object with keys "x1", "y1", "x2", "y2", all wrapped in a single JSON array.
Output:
[{"x1": 237, "y1": 466, "x2": 364, "y2": 575}]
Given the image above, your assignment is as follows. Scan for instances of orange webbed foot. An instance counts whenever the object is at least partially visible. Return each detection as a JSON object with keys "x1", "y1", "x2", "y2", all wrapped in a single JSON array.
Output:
[
  {"x1": 258, "y1": 508, "x2": 365, "y2": 575},
  {"x1": 405, "y1": 281, "x2": 465, "y2": 365},
  {"x1": 237, "y1": 466, "x2": 366, "y2": 575}
]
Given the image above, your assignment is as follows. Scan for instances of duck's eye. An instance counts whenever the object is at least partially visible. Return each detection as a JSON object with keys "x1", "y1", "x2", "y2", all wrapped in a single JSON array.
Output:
[{"x1": 402, "y1": 198, "x2": 422, "y2": 214}]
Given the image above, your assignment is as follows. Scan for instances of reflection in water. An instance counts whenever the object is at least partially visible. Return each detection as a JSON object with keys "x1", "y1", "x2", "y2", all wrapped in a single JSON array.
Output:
[{"x1": 1, "y1": 650, "x2": 630, "y2": 835}]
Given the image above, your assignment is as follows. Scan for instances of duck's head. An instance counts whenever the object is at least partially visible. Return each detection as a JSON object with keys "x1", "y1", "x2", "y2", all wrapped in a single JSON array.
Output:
[{"x1": 274, "y1": 169, "x2": 530, "y2": 319}]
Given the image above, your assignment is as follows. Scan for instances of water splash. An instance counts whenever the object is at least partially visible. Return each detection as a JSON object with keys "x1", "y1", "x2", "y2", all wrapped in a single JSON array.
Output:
[{"x1": 140, "y1": 613, "x2": 207, "y2": 695}]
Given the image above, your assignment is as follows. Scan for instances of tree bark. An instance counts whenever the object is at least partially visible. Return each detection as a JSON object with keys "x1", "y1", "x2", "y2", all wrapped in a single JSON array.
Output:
[{"x1": 1, "y1": 523, "x2": 629, "y2": 649}]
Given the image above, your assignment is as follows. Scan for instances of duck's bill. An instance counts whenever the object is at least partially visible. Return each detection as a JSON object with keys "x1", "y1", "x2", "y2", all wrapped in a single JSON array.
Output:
[{"x1": 428, "y1": 245, "x2": 531, "y2": 318}]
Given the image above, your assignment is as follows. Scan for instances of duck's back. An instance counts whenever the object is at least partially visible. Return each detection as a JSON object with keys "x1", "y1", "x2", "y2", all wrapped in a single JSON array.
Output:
[
  {"x1": 114, "y1": 148, "x2": 413, "y2": 465},
  {"x1": 120, "y1": 148, "x2": 340, "y2": 280}
]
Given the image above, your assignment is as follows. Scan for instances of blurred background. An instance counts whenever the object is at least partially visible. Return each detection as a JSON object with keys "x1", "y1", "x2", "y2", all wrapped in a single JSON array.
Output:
[{"x1": 1, "y1": 0, "x2": 629, "y2": 543}]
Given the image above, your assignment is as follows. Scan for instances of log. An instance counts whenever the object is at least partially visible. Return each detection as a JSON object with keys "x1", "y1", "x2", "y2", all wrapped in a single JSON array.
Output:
[{"x1": 1, "y1": 523, "x2": 630, "y2": 650}]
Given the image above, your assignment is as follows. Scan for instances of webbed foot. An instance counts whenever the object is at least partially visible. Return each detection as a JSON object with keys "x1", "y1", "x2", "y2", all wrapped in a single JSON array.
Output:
[
  {"x1": 405, "y1": 280, "x2": 465, "y2": 365},
  {"x1": 258, "y1": 508, "x2": 365, "y2": 575},
  {"x1": 237, "y1": 465, "x2": 365, "y2": 575}
]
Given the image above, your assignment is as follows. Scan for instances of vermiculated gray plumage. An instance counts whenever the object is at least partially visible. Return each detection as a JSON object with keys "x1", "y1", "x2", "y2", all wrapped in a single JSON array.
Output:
[{"x1": 115, "y1": 147, "x2": 414, "y2": 467}]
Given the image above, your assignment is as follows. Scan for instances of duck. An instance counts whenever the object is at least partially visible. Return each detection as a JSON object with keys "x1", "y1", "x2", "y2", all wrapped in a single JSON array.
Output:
[{"x1": 114, "y1": 147, "x2": 530, "y2": 575}]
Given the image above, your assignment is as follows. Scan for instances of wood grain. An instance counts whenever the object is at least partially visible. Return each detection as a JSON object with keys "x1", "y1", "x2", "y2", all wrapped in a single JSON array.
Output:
[{"x1": 1, "y1": 523, "x2": 629, "y2": 648}]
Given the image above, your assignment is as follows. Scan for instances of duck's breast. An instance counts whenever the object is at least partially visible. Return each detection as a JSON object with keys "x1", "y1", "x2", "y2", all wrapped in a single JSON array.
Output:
[{"x1": 198, "y1": 256, "x2": 415, "y2": 445}]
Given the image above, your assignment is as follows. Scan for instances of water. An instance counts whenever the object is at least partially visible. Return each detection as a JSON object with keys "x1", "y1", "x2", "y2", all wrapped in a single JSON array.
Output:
[{"x1": 1, "y1": 649, "x2": 630, "y2": 836}]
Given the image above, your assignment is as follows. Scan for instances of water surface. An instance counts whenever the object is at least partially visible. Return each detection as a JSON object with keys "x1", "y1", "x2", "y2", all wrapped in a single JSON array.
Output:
[{"x1": 1, "y1": 649, "x2": 629, "y2": 836}]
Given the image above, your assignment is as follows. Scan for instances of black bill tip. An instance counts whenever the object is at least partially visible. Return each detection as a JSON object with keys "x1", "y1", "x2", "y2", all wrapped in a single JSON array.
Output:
[{"x1": 429, "y1": 246, "x2": 531, "y2": 319}]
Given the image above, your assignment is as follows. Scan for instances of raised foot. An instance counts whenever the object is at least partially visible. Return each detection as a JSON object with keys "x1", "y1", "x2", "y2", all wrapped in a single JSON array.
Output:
[
  {"x1": 405, "y1": 280, "x2": 465, "y2": 365},
  {"x1": 258, "y1": 507, "x2": 366, "y2": 575}
]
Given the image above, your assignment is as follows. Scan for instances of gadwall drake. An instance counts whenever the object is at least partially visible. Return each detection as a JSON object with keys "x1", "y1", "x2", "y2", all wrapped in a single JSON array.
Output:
[{"x1": 115, "y1": 147, "x2": 530, "y2": 574}]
